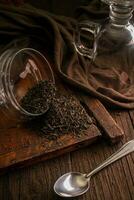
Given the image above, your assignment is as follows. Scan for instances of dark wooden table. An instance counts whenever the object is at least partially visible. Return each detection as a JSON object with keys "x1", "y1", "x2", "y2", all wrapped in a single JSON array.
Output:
[{"x1": 0, "y1": 108, "x2": 134, "y2": 200}]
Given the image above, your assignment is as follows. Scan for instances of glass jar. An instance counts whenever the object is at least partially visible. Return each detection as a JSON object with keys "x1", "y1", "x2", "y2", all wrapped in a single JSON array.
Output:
[
  {"x1": 75, "y1": 0, "x2": 134, "y2": 65},
  {"x1": 74, "y1": 0, "x2": 134, "y2": 107},
  {"x1": 0, "y1": 47, "x2": 55, "y2": 128}
]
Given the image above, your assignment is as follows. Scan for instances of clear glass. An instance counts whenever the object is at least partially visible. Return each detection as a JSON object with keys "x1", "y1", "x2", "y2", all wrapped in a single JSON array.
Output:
[
  {"x1": 0, "y1": 45, "x2": 54, "y2": 128},
  {"x1": 74, "y1": 0, "x2": 134, "y2": 81},
  {"x1": 102, "y1": 0, "x2": 134, "y2": 6}
]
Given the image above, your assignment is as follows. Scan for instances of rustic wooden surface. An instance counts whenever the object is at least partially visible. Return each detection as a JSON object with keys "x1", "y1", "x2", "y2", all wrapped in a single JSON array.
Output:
[
  {"x1": 0, "y1": 122, "x2": 101, "y2": 173},
  {"x1": 0, "y1": 66, "x2": 132, "y2": 199},
  {"x1": 63, "y1": 84, "x2": 124, "y2": 144},
  {"x1": 0, "y1": 109, "x2": 134, "y2": 199},
  {"x1": 79, "y1": 95, "x2": 124, "y2": 143},
  {"x1": 0, "y1": 79, "x2": 103, "y2": 173},
  {"x1": 0, "y1": 74, "x2": 125, "y2": 173}
]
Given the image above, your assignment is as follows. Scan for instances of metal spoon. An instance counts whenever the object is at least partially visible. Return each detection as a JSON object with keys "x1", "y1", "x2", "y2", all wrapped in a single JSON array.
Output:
[{"x1": 54, "y1": 140, "x2": 134, "y2": 197}]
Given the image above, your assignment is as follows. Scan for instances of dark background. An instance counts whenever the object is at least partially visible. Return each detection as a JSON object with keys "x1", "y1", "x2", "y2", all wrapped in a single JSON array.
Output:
[
  {"x1": 0, "y1": 0, "x2": 90, "y2": 17},
  {"x1": 27, "y1": 0, "x2": 89, "y2": 17}
]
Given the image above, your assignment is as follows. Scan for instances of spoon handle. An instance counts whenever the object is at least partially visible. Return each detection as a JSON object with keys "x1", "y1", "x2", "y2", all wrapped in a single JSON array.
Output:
[{"x1": 86, "y1": 140, "x2": 134, "y2": 179}]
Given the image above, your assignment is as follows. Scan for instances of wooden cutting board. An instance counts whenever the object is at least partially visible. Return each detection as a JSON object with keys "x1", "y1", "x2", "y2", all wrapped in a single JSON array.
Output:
[
  {"x1": 0, "y1": 79, "x2": 124, "y2": 174},
  {"x1": 0, "y1": 119, "x2": 101, "y2": 174}
]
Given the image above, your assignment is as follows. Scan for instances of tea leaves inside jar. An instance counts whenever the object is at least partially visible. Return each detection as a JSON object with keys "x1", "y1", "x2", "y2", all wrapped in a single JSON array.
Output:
[{"x1": 21, "y1": 80, "x2": 56, "y2": 115}]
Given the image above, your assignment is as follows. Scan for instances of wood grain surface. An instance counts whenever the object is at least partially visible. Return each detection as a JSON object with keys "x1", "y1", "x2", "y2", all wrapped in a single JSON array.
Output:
[
  {"x1": 0, "y1": 122, "x2": 101, "y2": 173},
  {"x1": 0, "y1": 75, "x2": 125, "y2": 173},
  {"x1": 0, "y1": 109, "x2": 133, "y2": 200},
  {"x1": 63, "y1": 82, "x2": 124, "y2": 143},
  {"x1": 0, "y1": 68, "x2": 133, "y2": 200},
  {"x1": 81, "y1": 96, "x2": 124, "y2": 143}
]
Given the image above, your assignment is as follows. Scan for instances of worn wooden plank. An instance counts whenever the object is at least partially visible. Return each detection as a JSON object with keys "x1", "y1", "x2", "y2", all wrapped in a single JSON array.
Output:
[
  {"x1": 0, "y1": 122, "x2": 101, "y2": 173},
  {"x1": 80, "y1": 96, "x2": 124, "y2": 143},
  {"x1": 0, "y1": 73, "x2": 102, "y2": 173},
  {"x1": 0, "y1": 86, "x2": 102, "y2": 173},
  {"x1": 61, "y1": 81, "x2": 124, "y2": 144}
]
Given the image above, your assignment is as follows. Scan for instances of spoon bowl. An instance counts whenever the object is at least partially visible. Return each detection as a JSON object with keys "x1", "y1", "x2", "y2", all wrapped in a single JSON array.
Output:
[{"x1": 54, "y1": 172, "x2": 89, "y2": 197}]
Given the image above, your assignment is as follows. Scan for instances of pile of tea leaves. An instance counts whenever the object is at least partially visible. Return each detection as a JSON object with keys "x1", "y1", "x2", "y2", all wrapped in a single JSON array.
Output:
[
  {"x1": 23, "y1": 80, "x2": 93, "y2": 140},
  {"x1": 21, "y1": 81, "x2": 56, "y2": 115}
]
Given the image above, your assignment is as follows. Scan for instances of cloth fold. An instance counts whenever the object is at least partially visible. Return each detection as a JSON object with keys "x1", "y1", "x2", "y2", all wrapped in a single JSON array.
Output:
[{"x1": 1, "y1": 1, "x2": 134, "y2": 109}]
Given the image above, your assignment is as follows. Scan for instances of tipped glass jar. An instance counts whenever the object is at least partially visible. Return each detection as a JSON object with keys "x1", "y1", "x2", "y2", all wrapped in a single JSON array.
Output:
[{"x1": 0, "y1": 47, "x2": 54, "y2": 128}]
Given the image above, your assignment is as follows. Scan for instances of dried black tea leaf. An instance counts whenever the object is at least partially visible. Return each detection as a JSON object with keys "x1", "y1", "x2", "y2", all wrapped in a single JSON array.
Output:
[
  {"x1": 21, "y1": 80, "x2": 56, "y2": 114},
  {"x1": 24, "y1": 81, "x2": 92, "y2": 140}
]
